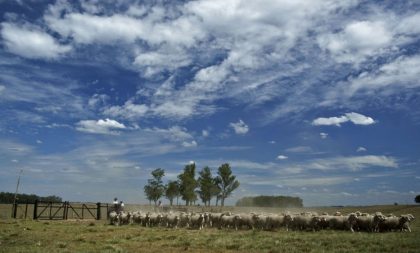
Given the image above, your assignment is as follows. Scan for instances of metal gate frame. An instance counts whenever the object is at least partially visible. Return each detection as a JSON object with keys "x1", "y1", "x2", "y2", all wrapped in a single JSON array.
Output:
[{"x1": 31, "y1": 200, "x2": 102, "y2": 220}]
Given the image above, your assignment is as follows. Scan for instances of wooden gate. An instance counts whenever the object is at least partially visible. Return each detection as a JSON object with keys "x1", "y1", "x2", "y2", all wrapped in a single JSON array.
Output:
[{"x1": 31, "y1": 200, "x2": 102, "y2": 220}]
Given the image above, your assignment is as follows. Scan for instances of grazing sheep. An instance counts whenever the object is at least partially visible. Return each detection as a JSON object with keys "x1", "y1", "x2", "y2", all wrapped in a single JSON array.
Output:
[
  {"x1": 219, "y1": 214, "x2": 241, "y2": 230},
  {"x1": 238, "y1": 213, "x2": 260, "y2": 230},
  {"x1": 164, "y1": 213, "x2": 180, "y2": 228},
  {"x1": 179, "y1": 212, "x2": 191, "y2": 228},
  {"x1": 108, "y1": 211, "x2": 119, "y2": 226},
  {"x1": 292, "y1": 214, "x2": 321, "y2": 231},
  {"x1": 379, "y1": 215, "x2": 413, "y2": 232},
  {"x1": 355, "y1": 213, "x2": 385, "y2": 232},
  {"x1": 118, "y1": 211, "x2": 131, "y2": 225},
  {"x1": 190, "y1": 213, "x2": 205, "y2": 230}
]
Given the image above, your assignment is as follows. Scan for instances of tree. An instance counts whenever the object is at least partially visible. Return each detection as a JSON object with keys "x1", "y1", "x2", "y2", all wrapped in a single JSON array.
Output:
[
  {"x1": 178, "y1": 163, "x2": 198, "y2": 206},
  {"x1": 415, "y1": 195, "x2": 420, "y2": 204},
  {"x1": 165, "y1": 180, "x2": 180, "y2": 206},
  {"x1": 197, "y1": 166, "x2": 219, "y2": 206},
  {"x1": 144, "y1": 168, "x2": 165, "y2": 205},
  {"x1": 216, "y1": 163, "x2": 240, "y2": 206}
]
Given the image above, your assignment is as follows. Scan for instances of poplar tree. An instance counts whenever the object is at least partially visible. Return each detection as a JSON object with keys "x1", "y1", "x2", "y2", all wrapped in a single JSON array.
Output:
[
  {"x1": 144, "y1": 168, "x2": 165, "y2": 205},
  {"x1": 216, "y1": 163, "x2": 240, "y2": 206}
]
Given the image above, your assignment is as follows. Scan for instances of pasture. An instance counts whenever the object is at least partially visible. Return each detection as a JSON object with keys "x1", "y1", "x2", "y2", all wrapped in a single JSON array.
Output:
[{"x1": 1, "y1": 204, "x2": 419, "y2": 253}]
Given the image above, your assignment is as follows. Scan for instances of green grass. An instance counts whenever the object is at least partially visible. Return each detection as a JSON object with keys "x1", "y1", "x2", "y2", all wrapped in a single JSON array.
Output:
[{"x1": 0, "y1": 205, "x2": 419, "y2": 253}]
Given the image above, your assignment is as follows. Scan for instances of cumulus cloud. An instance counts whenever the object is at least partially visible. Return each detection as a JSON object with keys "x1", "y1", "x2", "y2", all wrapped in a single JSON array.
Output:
[
  {"x1": 277, "y1": 155, "x2": 288, "y2": 160},
  {"x1": 1, "y1": 23, "x2": 71, "y2": 59},
  {"x1": 312, "y1": 116, "x2": 348, "y2": 126},
  {"x1": 182, "y1": 140, "x2": 198, "y2": 148},
  {"x1": 202, "y1": 130, "x2": 209, "y2": 137},
  {"x1": 229, "y1": 120, "x2": 249, "y2": 135},
  {"x1": 312, "y1": 112, "x2": 375, "y2": 126},
  {"x1": 357, "y1": 146, "x2": 367, "y2": 152},
  {"x1": 318, "y1": 20, "x2": 392, "y2": 63},
  {"x1": 320, "y1": 132, "x2": 328, "y2": 139},
  {"x1": 76, "y1": 118, "x2": 126, "y2": 135}
]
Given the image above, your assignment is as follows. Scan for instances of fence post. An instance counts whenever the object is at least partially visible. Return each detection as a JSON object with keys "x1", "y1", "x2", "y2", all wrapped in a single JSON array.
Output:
[
  {"x1": 64, "y1": 201, "x2": 69, "y2": 220},
  {"x1": 24, "y1": 200, "x2": 28, "y2": 219},
  {"x1": 62, "y1": 202, "x2": 66, "y2": 220},
  {"x1": 106, "y1": 203, "x2": 109, "y2": 219},
  {"x1": 33, "y1": 199, "x2": 38, "y2": 220},
  {"x1": 49, "y1": 202, "x2": 52, "y2": 220},
  {"x1": 96, "y1": 202, "x2": 101, "y2": 220},
  {"x1": 12, "y1": 202, "x2": 18, "y2": 218}
]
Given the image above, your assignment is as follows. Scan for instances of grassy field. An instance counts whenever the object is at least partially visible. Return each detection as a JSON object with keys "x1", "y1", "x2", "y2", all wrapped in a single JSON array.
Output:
[{"x1": 1, "y1": 205, "x2": 419, "y2": 253}]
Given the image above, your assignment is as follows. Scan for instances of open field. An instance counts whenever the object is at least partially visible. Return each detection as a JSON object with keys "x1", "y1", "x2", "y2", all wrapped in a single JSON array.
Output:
[{"x1": 1, "y1": 205, "x2": 419, "y2": 253}]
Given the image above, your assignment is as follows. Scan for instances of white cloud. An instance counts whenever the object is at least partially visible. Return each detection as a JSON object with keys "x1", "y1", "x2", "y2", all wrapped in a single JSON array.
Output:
[
  {"x1": 276, "y1": 155, "x2": 288, "y2": 160},
  {"x1": 0, "y1": 85, "x2": 5, "y2": 94},
  {"x1": 320, "y1": 132, "x2": 328, "y2": 139},
  {"x1": 104, "y1": 101, "x2": 149, "y2": 120},
  {"x1": 182, "y1": 140, "x2": 198, "y2": 148},
  {"x1": 133, "y1": 48, "x2": 192, "y2": 77},
  {"x1": 36, "y1": 140, "x2": 43, "y2": 144},
  {"x1": 346, "y1": 54, "x2": 420, "y2": 96},
  {"x1": 1, "y1": 23, "x2": 71, "y2": 59},
  {"x1": 229, "y1": 120, "x2": 249, "y2": 134},
  {"x1": 269, "y1": 141, "x2": 276, "y2": 144},
  {"x1": 285, "y1": 146, "x2": 312, "y2": 153},
  {"x1": 357, "y1": 146, "x2": 367, "y2": 152},
  {"x1": 45, "y1": 9, "x2": 204, "y2": 47},
  {"x1": 202, "y1": 130, "x2": 209, "y2": 137},
  {"x1": 88, "y1": 94, "x2": 109, "y2": 108},
  {"x1": 76, "y1": 118, "x2": 126, "y2": 135},
  {"x1": 308, "y1": 155, "x2": 398, "y2": 171},
  {"x1": 312, "y1": 112, "x2": 375, "y2": 126},
  {"x1": 144, "y1": 126, "x2": 196, "y2": 146},
  {"x1": 345, "y1": 112, "x2": 375, "y2": 125},
  {"x1": 318, "y1": 20, "x2": 392, "y2": 63},
  {"x1": 312, "y1": 115, "x2": 348, "y2": 126}
]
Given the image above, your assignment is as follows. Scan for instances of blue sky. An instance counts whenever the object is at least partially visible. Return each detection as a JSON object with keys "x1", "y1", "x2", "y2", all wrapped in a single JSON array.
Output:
[{"x1": 0, "y1": 0, "x2": 419, "y2": 206}]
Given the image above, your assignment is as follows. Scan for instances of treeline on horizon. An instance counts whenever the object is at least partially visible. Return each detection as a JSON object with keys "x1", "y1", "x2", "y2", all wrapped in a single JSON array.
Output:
[
  {"x1": 0, "y1": 192, "x2": 62, "y2": 204},
  {"x1": 236, "y1": 195, "x2": 303, "y2": 208},
  {"x1": 144, "y1": 162, "x2": 240, "y2": 207}
]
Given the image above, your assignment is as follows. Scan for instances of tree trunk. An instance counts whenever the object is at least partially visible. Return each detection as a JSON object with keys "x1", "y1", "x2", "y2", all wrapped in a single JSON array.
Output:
[
  {"x1": 170, "y1": 199, "x2": 173, "y2": 206},
  {"x1": 221, "y1": 197, "x2": 225, "y2": 207},
  {"x1": 215, "y1": 196, "x2": 219, "y2": 206}
]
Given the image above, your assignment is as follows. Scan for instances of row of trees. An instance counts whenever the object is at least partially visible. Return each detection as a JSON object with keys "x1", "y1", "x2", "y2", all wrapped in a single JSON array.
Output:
[
  {"x1": 0, "y1": 192, "x2": 62, "y2": 204},
  {"x1": 144, "y1": 163, "x2": 240, "y2": 206}
]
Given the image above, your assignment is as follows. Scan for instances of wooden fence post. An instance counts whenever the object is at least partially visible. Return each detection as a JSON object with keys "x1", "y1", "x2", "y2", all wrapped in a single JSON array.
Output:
[
  {"x1": 24, "y1": 200, "x2": 29, "y2": 219},
  {"x1": 33, "y1": 199, "x2": 38, "y2": 220},
  {"x1": 12, "y1": 202, "x2": 18, "y2": 218},
  {"x1": 96, "y1": 202, "x2": 101, "y2": 220},
  {"x1": 49, "y1": 202, "x2": 52, "y2": 220}
]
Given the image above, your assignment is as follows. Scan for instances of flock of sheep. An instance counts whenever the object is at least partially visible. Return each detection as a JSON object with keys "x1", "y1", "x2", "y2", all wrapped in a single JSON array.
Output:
[{"x1": 108, "y1": 210, "x2": 415, "y2": 233}]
